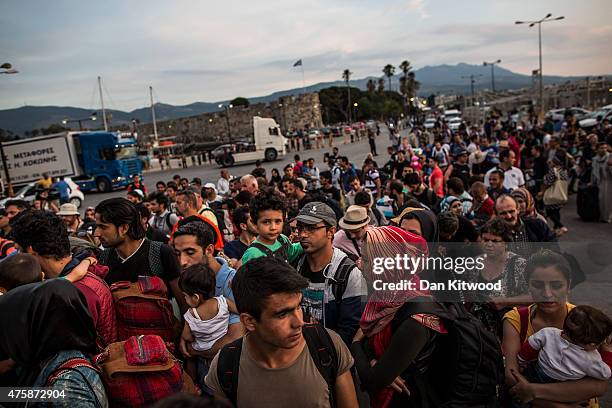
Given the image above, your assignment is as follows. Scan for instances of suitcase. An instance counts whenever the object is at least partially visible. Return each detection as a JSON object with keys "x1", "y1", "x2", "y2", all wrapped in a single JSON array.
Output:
[{"x1": 577, "y1": 186, "x2": 600, "y2": 222}]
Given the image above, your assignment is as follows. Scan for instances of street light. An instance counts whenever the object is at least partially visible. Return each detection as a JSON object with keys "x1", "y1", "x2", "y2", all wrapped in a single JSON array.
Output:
[
  {"x1": 516, "y1": 13, "x2": 565, "y2": 117},
  {"x1": 62, "y1": 112, "x2": 97, "y2": 131},
  {"x1": 483, "y1": 59, "x2": 502, "y2": 92},
  {"x1": 0, "y1": 63, "x2": 18, "y2": 75},
  {"x1": 218, "y1": 103, "x2": 233, "y2": 143},
  {"x1": 0, "y1": 63, "x2": 19, "y2": 196}
]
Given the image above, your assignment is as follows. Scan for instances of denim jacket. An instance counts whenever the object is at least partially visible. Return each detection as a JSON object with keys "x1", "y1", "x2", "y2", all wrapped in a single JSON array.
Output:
[{"x1": 30, "y1": 350, "x2": 108, "y2": 408}]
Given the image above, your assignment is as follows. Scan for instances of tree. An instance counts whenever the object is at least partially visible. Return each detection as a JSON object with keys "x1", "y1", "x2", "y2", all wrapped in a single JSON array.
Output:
[
  {"x1": 366, "y1": 79, "x2": 376, "y2": 94},
  {"x1": 230, "y1": 97, "x2": 249, "y2": 107},
  {"x1": 41, "y1": 123, "x2": 68, "y2": 135},
  {"x1": 382, "y1": 64, "x2": 395, "y2": 92},
  {"x1": 342, "y1": 69, "x2": 353, "y2": 122},
  {"x1": 377, "y1": 78, "x2": 385, "y2": 93}
]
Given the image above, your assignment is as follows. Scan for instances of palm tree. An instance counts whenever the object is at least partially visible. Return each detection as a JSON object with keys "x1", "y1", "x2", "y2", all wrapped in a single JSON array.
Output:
[
  {"x1": 377, "y1": 78, "x2": 385, "y2": 93},
  {"x1": 342, "y1": 69, "x2": 353, "y2": 122},
  {"x1": 382, "y1": 64, "x2": 395, "y2": 92},
  {"x1": 366, "y1": 79, "x2": 376, "y2": 94},
  {"x1": 398, "y1": 60, "x2": 412, "y2": 112}
]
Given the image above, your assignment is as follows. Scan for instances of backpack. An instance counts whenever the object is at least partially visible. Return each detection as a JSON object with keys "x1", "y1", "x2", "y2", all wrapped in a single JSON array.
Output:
[
  {"x1": 217, "y1": 323, "x2": 339, "y2": 407},
  {"x1": 394, "y1": 301, "x2": 504, "y2": 407},
  {"x1": 201, "y1": 204, "x2": 229, "y2": 240},
  {"x1": 45, "y1": 355, "x2": 105, "y2": 408},
  {"x1": 249, "y1": 236, "x2": 291, "y2": 262},
  {"x1": 99, "y1": 239, "x2": 164, "y2": 277},
  {"x1": 109, "y1": 276, "x2": 181, "y2": 344},
  {"x1": 296, "y1": 254, "x2": 356, "y2": 304},
  {"x1": 93, "y1": 335, "x2": 196, "y2": 407}
]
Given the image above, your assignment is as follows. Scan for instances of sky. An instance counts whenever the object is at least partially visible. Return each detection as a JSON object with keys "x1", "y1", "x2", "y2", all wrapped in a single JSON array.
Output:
[{"x1": 1, "y1": 0, "x2": 611, "y2": 111}]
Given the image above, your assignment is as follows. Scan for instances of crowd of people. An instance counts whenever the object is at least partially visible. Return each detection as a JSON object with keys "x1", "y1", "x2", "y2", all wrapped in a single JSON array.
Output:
[{"x1": 0, "y1": 111, "x2": 611, "y2": 407}]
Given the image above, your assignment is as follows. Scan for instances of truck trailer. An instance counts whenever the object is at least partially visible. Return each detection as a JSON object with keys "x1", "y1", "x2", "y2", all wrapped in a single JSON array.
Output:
[{"x1": 0, "y1": 131, "x2": 143, "y2": 192}]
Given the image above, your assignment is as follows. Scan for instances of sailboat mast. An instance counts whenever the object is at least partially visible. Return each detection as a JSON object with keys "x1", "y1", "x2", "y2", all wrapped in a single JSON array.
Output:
[
  {"x1": 150, "y1": 86, "x2": 158, "y2": 145},
  {"x1": 98, "y1": 76, "x2": 108, "y2": 131}
]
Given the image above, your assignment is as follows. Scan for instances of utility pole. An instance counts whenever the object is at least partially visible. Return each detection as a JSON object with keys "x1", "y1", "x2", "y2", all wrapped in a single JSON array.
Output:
[
  {"x1": 516, "y1": 14, "x2": 565, "y2": 118},
  {"x1": 150, "y1": 86, "x2": 158, "y2": 145},
  {"x1": 98, "y1": 76, "x2": 108, "y2": 131},
  {"x1": 586, "y1": 77, "x2": 591, "y2": 109},
  {"x1": 462, "y1": 74, "x2": 482, "y2": 106},
  {"x1": 483, "y1": 59, "x2": 501, "y2": 92}
]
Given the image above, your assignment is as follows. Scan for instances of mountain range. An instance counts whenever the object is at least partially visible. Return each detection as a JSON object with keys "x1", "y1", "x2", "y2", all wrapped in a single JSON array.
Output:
[{"x1": 0, "y1": 63, "x2": 602, "y2": 136}]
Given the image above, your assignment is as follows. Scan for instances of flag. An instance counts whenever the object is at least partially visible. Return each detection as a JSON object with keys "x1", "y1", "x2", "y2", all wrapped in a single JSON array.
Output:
[{"x1": 293, "y1": 59, "x2": 302, "y2": 67}]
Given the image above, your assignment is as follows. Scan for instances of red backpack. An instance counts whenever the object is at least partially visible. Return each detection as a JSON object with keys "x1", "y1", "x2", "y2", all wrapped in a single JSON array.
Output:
[
  {"x1": 94, "y1": 335, "x2": 196, "y2": 407},
  {"x1": 110, "y1": 276, "x2": 181, "y2": 344}
]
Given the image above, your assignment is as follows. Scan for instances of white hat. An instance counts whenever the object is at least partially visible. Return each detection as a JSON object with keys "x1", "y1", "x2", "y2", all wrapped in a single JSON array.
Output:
[
  {"x1": 57, "y1": 203, "x2": 80, "y2": 216},
  {"x1": 203, "y1": 183, "x2": 217, "y2": 192}
]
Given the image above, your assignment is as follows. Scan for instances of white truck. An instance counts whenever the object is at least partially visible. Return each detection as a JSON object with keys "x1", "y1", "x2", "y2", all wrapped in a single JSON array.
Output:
[{"x1": 212, "y1": 117, "x2": 287, "y2": 167}]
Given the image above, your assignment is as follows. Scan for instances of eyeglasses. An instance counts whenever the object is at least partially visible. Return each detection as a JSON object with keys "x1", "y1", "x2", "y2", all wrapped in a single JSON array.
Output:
[{"x1": 296, "y1": 224, "x2": 327, "y2": 234}]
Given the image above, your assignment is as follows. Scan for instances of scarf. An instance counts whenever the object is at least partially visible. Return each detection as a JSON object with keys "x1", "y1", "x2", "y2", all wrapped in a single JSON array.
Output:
[
  {"x1": 511, "y1": 187, "x2": 537, "y2": 219},
  {"x1": 0, "y1": 279, "x2": 97, "y2": 386},
  {"x1": 359, "y1": 226, "x2": 445, "y2": 408}
]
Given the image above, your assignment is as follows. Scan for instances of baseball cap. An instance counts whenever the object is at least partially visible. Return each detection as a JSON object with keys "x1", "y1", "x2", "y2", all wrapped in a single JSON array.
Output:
[
  {"x1": 295, "y1": 202, "x2": 337, "y2": 227},
  {"x1": 203, "y1": 183, "x2": 216, "y2": 190}
]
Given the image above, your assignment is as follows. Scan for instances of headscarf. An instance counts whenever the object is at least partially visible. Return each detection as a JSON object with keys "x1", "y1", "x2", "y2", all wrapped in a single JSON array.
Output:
[
  {"x1": 0, "y1": 279, "x2": 97, "y2": 386},
  {"x1": 393, "y1": 207, "x2": 438, "y2": 242},
  {"x1": 511, "y1": 187, "x2": 537, "y2": 219},
  {"x1": 359, "y1": 226, "x2": 444, "y2": 408}
]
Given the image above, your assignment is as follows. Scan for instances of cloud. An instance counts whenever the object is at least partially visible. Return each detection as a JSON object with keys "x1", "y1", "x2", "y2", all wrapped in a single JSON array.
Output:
[
  {"x1": 406, "y1": 0, "x2": 430, "y2": 19},
  {"x1": 1, "y1": 0, "x2": 611, "y2": 110}
]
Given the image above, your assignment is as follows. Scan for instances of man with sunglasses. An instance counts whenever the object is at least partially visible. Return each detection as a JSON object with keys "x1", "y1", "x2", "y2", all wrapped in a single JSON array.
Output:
[{"x1": 293, "y1": 202, "x2": 366, "y2": 345}]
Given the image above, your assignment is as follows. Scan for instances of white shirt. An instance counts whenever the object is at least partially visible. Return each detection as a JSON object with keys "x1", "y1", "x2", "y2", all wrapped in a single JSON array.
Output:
[
  {"x1": 217, "y1": 177, "x2": 230, "y2": 196},
  {"x1": 484, "y1": 166, "x2": 525, "y2": 190},
  {"x1": 524, "y1": 327, "x2": 611, "y2": 381},
  {"x1": 184, "y1": 296, "x2": 230, "y2": 352}
]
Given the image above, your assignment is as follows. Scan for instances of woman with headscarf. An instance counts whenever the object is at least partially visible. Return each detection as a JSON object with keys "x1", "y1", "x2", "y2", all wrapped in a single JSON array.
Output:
[
  {"x1": 391, "y1": 207, "x2": 438, "y2": 242},
  {"x1": 0, "y1": 279, "x2": 108, "y2": 407},
  {"x1": 511, "y1": 187, "x2": 546, "y2": 224},
  {"x1": 350, "y1": 226, "x2": 447, "y2": 408},
  {"x1": 539, "y1": 150, "x2": 570, "y2": 236}
]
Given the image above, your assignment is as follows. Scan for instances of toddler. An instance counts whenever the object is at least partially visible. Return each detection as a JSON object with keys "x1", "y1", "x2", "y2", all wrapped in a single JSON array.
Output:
[
  {"x1": 518, "y1": 305, "x2": 612, "y2": 384},
  {"x1": 179, "y1": 264, "x2": 237, "y2": 356}
]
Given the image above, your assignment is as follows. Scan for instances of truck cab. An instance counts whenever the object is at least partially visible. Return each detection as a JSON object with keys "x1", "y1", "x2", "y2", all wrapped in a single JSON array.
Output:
[
  {"x1": 214, "y1": 117, "x2": 287, "y2": 167},
  {"x1": 71, "y1": 132, "x2": 142, "y2": 192}
]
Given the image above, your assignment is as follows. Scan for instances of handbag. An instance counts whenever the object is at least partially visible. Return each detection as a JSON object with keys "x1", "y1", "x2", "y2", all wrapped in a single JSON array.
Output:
[{"x1": 543, "y1": 168, "x2": 568, "y2": 206}]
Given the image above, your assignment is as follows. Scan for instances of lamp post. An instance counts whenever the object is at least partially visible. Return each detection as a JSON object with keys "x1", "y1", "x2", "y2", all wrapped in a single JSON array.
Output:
[
  {"x1": 516, "y1": 13, "x2": 565, "y2": 118},
  {"x1": 461, "y1": 75, "x2": 482, "y2": 106},
  {"x1": 62, "y1": 112, "x2": 98, "y2": 131},
  {"x1": 483, "y1": 59, "x2": 501, "y2": 93},
  {"x1": 0, "y1": 63, "x2": 19, "y2": 196},
  {"x1": 353, "y1": 102, "x2": 358, "y2": 121},
  {"x1": 218, "y1": 104, "x2": 233, "y2": 143}
]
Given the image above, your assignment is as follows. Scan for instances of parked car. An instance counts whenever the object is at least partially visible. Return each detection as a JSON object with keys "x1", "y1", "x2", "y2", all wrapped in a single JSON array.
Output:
[
  {"x1": 424, "y1": 118, "x2": 437, "y2": 129},
  {"x1": 448, "y1": 117, "x2": 463, "y2": 131},
  {"x1": 546, "y1": 107, "x2": 591, "y2": 122},
  {"x1": 579, "y1": 105, "x2": 612, "y2": 128},
  {"x1": 0, "y1": 177, "x2": 85, "y2": 209}
]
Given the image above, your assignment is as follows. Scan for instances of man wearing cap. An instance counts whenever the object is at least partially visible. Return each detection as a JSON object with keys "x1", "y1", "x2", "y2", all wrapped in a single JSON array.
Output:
[
  {"x1": 293, "y1": 202, "x2": 366, "y2": 344},
  {"x1": 332, "y1": 205, "x2": 372, "y2": 262},
  {"x1": 203, "y1": 183, "x2": 223, "y2": 205},
  {"x1": 57, "y1": 203, "x2": 83, "y2": 235}
]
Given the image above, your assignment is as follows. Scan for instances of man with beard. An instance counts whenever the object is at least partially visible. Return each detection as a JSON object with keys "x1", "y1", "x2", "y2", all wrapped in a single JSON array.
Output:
[
  {"x1": 293, "y1": 202, "x2": 366, "y2": 345},
  {"x1": 94, "y1": 198, "x2": 184, "y2": 310}
]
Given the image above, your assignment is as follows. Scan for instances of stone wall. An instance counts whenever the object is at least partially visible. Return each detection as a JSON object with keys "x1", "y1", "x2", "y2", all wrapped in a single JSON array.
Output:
[{"x1": 136, "y1": 93, "x2": 323, "y2": 146}]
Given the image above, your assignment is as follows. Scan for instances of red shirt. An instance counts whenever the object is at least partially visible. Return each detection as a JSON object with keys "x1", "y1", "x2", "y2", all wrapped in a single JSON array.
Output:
[{"x1": 429, "y1": 166, "x2": 444, "y2": 198}]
